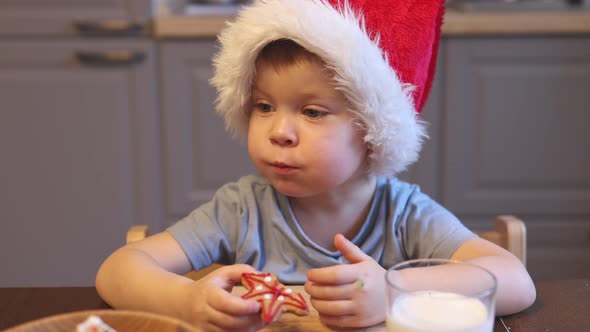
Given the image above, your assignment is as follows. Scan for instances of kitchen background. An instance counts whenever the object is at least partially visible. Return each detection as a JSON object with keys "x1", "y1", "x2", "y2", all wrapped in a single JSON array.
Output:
[{"x1": 1, "y1": 0, "x2": 589, "y2": 287}]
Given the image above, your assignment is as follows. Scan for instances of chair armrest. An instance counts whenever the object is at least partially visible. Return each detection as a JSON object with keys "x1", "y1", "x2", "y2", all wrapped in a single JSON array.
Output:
[
  {"x1": 495, "y1": 215, "x2": 527, "y2": 266},
  {"x1": 126, "y1": 225, "x2": 149, "y2": 244}
]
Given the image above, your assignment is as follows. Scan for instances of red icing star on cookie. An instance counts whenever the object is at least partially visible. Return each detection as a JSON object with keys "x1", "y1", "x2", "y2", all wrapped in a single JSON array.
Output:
[{"x1": 241, "y1": 272, "x2": 309, "y2": 323}]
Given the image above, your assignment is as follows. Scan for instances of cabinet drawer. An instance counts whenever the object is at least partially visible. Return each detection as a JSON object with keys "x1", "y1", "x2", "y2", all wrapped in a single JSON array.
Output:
[
  {"x1": 0, "y1": 0, "x2": 152, "y2": 37},
  {"x1": 0, "y1": 39, "x2": 153, "y2": 67}
]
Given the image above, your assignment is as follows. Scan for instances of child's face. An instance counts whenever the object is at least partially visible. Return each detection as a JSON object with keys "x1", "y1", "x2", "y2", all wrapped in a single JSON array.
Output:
[{"x1": 248, "y1": 58, "x2": 368, "y2": 197}]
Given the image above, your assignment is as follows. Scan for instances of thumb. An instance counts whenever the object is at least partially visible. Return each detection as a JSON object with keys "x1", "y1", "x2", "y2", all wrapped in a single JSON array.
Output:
[
  {"x1": 334, "y1": 234, "x2": 372, "y2": 264},
  {"x1": 210, "y1": 264, "x2": 258, "y2": 289}
]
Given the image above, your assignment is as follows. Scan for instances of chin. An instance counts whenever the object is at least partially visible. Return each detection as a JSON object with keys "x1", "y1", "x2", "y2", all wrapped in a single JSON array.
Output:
[
  {"x1": 266, "y1": 178, "x2": 312, "y2": 197},
  {"x1": 270, "y1": 177, "x2": 338, "y2": 198},
  {"x1": 269, "y1": 182, "x2": 307, "y2": 197}
]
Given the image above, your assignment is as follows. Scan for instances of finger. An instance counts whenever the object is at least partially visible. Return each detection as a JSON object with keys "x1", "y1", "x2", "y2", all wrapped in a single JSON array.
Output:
[
  {"x1": 318, "y1": 313, "x2": 360, "y2": 328},
  {"x1": 209, "y1": 264, "x2": 259, "y2": 289},
  {"x1": 209, "y1": 287, "x2": 261, "y2": 316},
  {"x1": 334, "y1": 234, "x2": 372, "y2": 264},
  {"x1": 233, "y1": 323, "x2": 267, "y2": 332},
  {"x1": 202, "y1": 322, "x2": 225, "y2": 332},
  {"x1": 305, "y1": 280, "x2": 356, "y2": 300},
  {"x1": 211, "y1": 264, "x2": 259, "y2": 283},
  {"x1": 206, "y1": 304, "x2": 265, "y2": 330},
  {"x1": 310, "y1": 298, "x2": 356, "y2": 316},
  {"x1": 307, "y1": 264, "x2": 358, "y2": 284}
]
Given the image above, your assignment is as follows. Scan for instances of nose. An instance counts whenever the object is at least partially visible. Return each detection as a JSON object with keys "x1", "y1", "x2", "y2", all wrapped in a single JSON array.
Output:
[{"x1": 269, "y1": 112, "x2": 298, "y2": 147}]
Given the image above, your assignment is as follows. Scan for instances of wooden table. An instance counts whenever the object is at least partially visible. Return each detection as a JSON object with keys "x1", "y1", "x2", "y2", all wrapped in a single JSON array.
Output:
[
  {"x1": 1, "y1": 279, "x2": 588, "y2": 331},
  {"x1": 499, "y1": 279, "x2": 590, "y2": 331}
]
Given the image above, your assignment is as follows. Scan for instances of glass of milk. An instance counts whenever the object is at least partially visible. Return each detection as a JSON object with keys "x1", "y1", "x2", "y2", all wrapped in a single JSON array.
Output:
[{"x1": 385, "y1": 259, "x2": 497, "y2": 332}]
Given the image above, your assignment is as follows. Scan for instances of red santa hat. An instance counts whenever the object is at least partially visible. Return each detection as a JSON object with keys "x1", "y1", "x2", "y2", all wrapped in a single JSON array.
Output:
[{"x1": 211, "y1": 0, "x2": 444, "y2": 175}]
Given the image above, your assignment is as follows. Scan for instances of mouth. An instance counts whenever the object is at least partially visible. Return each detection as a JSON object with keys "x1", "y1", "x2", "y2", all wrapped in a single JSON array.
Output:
[
  {"x1": 271, "y1": 161, "x2": 294, "y2": 168},
  {"x1": 269, "y1": 161, "x2": 299, "y2": 174}
]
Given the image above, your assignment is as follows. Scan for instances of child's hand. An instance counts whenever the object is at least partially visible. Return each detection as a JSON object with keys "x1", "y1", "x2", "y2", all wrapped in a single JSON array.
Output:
[
  {"x1": 183, "y1": 264, "x2": 265, "y2": 332},
  {"x1": 305, "y1": 234, "x2": 386, "y2": 328}
]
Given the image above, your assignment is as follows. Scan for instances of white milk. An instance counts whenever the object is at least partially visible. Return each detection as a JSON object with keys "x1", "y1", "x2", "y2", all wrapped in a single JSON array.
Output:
[{"x1": 386, "y1": 291, "x2": 493, "y2": 332}]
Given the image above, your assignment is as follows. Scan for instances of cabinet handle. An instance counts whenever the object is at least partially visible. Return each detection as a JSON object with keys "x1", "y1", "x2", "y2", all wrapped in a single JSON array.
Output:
[
  {"x1": 73, "y1": 19, "x2": 146, "y2": 37},
  {"x1": 75, "y1": 51, "x2": 146, "y2": 66}
]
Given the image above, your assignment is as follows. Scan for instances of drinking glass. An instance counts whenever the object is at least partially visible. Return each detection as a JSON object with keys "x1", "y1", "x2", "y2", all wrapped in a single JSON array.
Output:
[{"x1": 385, "y1": 258, "x2": 497, "y2": 332}]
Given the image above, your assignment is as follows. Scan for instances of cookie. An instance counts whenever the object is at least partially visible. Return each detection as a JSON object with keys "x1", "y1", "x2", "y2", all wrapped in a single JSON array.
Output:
[{"x1": 241, "y1": 272, "x2": 309, "y2": 323}]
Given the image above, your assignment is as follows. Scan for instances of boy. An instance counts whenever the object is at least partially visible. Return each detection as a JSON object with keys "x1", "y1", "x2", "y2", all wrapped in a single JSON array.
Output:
[{"x1": 96, "y1": 0, "x2": 536, "y2": 331}]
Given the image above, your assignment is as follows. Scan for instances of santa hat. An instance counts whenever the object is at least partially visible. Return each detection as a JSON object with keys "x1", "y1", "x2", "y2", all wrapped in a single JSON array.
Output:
[{"x1": 211, "y1": 0, "x2": 444, "y2": 175}]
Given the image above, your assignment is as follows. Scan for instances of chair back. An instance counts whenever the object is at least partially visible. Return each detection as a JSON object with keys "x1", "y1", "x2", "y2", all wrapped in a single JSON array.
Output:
[{"x1": 476, "y1": 215, "x2": 527, "y2": 265}]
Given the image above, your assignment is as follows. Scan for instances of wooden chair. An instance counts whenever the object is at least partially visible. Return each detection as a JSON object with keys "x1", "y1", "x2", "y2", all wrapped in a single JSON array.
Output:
[
  {"x1": 477, "y1": 215, "x2": 527, "y2": 265},
  {"x1": 126, "y1": 214, "x2": 527, "y2": 280}
]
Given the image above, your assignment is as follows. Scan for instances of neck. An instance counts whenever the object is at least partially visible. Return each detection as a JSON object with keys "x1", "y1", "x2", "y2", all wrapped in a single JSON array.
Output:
[{"x1": 289, "y1": 174, "x2": 377, "y2": 249}]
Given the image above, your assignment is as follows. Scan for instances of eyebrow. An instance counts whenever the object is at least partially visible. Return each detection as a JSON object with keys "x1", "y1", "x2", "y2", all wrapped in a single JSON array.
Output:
[
  {"x1": 253, "y1": 86, "x2": 337, "y2": 100},
  {"x1": 251, "y1": 88, "x2": 270, "y2": 98}
]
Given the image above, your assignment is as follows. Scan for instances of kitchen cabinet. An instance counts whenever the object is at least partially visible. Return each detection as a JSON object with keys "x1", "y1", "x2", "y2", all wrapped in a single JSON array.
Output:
[
  {"x1": 0, "y1": 2, "x2": 160, "y2": 287},
  {"x1": 442, "y1": 36, "x2": 590, "y2": 279},
  {"x1": 397, "y1": 56, "x2": 443, "y2": 200},
  {"x1": 158, "y1": 40, "x2": 257, "y2": 224},
  {"x1": 0, "y1": 0, "x2": 151, "y2": 37}
]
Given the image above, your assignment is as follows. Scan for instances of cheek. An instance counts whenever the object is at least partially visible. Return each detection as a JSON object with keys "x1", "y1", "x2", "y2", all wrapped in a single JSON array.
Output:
[
  {"x1": 247, "y1": 118, "x2": 263, "y2": 154},
  {"x1": 247, "y1": 131, "x2": 261, "y2": 161},
  {"x1": 311, "y1": 135, "x2": 367, "y2": 173}
]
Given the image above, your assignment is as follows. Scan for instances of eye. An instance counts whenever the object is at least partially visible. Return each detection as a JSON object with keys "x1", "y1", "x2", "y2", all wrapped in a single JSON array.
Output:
[
  {"x1": 254, "y1": 102, "x2": 273, "y2": 113},
  {"x1": 303, "y1": 108, "x2": 325, "y2": 119}
]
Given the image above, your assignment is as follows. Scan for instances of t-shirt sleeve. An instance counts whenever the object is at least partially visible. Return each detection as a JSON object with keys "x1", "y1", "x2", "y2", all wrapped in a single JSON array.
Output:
[
  {"x1": 166, "y1": 181, "x2": 245, "y2": 270},
  {"x1": 399, "y1": 186, "x2": 476, "y2": 260}
]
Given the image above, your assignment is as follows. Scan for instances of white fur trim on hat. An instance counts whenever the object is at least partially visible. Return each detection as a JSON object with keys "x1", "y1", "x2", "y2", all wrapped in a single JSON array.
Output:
[{"x1": 211, "y1": 0, "x2": 427, "y2": 175}]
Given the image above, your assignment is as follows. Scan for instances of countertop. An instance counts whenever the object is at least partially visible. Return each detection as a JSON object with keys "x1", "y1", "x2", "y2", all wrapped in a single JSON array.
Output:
[{"x1": 152, "y1": 9, "x2": 590, "y2": 39}]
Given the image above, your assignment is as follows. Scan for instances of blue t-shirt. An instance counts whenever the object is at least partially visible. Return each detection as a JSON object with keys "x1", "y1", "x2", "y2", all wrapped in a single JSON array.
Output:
[{"x1": 168, "y1": 175, "x2": 475, "y2": 284}]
